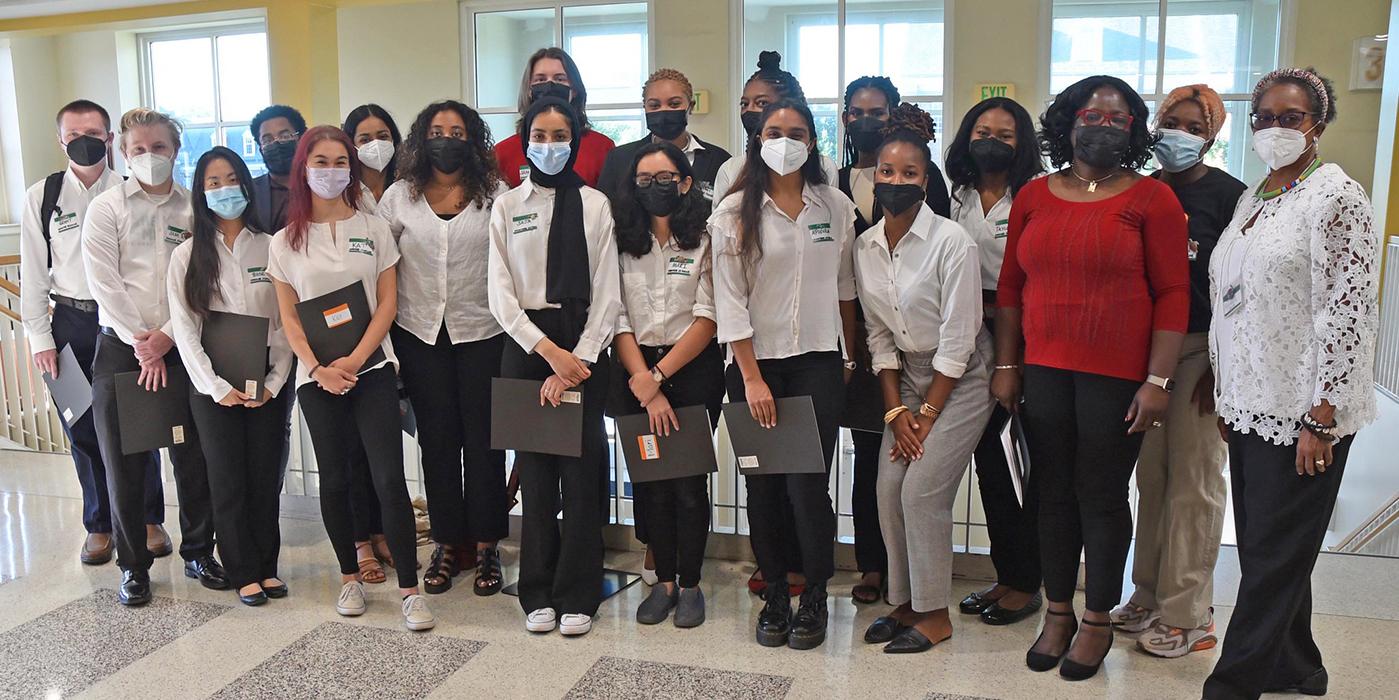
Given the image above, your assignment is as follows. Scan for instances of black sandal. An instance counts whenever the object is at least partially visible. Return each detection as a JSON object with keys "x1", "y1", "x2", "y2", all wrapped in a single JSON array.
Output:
[
  {"x1": 423, "y1": 545, "x2": 459, "y2": 595},
  {"x1": 1026, "y1": 609, "x2": 1078, "y2": 672},
  {"x1": 474, "y1": 547, "x2": 503, "y2": 596}
]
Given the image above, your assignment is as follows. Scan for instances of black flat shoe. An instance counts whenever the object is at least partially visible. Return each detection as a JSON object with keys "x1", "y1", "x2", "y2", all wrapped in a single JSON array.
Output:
[
  {"x1": 982, "y1": 592, "x2": 1043, "y2": 626},
  {"x1": 863, "y1": 616, "x2": 905, "y2": 644},
  {"x1": 118, "y1": 570, "x2": 151, "y2": 606},
  {"x1": 239, "y1": 590, "x2": 268, "y2": 606},
  {"x1": 959, "y1": 590, "x2": 996, "y2": 615},
  {"x1": 184, "y1": 555, "x2": 230, "y2": 590},
  {"x1": 1026, "y1": 609, "x2": 1077, "y2": 672},
  {"x1": 755, "y1": 588, "x2": 792, "y2": 647},
  {"x1": 1060, "y1": 619, "x2": 1113, "y2": 681},
  {"x1": 262, "y1": 582, "x2": 288, "y2": 599},
  {"x1": 883, "y1": 626, "x2": 943, "y2": 654},
  {"x1": 1264, "y1": 668, "x2": 1328, "y2": 696}
]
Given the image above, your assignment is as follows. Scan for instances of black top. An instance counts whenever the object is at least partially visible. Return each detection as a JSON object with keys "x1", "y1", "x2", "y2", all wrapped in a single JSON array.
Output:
[
  {"x1": 1152, "y1": 167, "x2": 1247, "y2": 333},
  {"x1": 250, "y1": 174, "x2": 290, "y2": 233},
  {"x1": 837, "y1": 161, "x2": 952, "y2": 236},
  {"x1": 595, "y1": 134, "x2": 732, "y2": 202}
]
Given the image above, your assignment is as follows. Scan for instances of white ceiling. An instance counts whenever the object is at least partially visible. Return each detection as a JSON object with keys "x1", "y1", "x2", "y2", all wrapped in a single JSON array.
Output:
[{"x1": 0, "y1": 0, "x2": 191, "y2": 22}]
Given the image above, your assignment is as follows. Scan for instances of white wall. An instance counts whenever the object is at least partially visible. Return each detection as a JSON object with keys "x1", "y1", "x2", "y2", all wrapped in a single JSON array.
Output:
[{"x1": 335, "y1": 0, "x2": 461, "y2": 132}]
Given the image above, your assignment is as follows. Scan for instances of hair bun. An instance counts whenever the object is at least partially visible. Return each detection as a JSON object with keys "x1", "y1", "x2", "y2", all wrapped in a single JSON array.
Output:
[
  {"x1": 757, "y1": 51, "x2": 782, "y2": 71},
  {"x1": 881, "y1": 102, "x2": 935, "y2": 143}
]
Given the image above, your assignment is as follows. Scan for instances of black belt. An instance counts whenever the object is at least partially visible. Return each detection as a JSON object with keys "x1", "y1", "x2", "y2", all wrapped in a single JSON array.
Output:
[
  {"x1": 51, "y1": 294, "x2": 98, "y2": 313},
  {"x1": 99, "y1": 326, "x2": 122, "y2": 339}
]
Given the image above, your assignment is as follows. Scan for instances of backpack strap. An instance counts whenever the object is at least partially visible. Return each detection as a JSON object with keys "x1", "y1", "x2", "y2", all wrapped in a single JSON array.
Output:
[{"x1": 39, "y1": 171, "x2": 65, "y2": 269}]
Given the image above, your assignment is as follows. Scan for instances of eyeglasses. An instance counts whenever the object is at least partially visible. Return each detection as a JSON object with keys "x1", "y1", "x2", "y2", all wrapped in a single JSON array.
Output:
[
  {"x1": 258, "y1": 130, "x2": 301, "y2": 148},
  {"x1": 1250, "y1": 111, "x2": 1313, "y2": 130},
  {"x1": 635, "y1": 171, "x2": 681, "y2": 188},
  {"x1": 1075, "y1": 108, "x2": 1134, "y2": 130}
]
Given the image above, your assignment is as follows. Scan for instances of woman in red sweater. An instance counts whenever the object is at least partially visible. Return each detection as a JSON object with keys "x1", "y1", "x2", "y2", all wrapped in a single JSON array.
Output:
[
  {"x1": 992, "y1": 75, "x2": 1188, "y2": 681},
  {"x1": 494, "y1": 47, "x2": 615, "y2": 188}
]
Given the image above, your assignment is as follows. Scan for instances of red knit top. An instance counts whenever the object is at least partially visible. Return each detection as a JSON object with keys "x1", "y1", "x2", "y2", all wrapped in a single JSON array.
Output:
[
  {"x1": 997, "y1": 175, "x2": 1190, "y2": 382},
  {"x1": 494, "y1": 129, "x2": 616, "y2": 188}
]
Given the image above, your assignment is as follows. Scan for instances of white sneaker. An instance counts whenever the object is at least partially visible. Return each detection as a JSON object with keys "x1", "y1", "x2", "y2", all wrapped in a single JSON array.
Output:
[
  {"x1": 336, "y1": 581, "x2": 366, "y2": 617},
  {"x1": 559, "y1": 613, "x2": 593, "y2": 636},
  {"x1": 525, "y1": 607, "x2": 557, "y2": 633},
  {"x1": 1109, "y1": 601, "x2": 1159, "y2": 634},
  {"x1": 402, "y1": 594, "x2": 436, "y2": 631},
  {"x1": 1137, "y1": 611, "x2": 1218, "y2": 658}
]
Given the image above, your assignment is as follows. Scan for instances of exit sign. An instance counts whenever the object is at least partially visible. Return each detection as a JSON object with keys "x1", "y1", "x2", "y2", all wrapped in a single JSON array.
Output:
[{"x1": 975, "y1": 83, "x2": 1016, "y2": 101}]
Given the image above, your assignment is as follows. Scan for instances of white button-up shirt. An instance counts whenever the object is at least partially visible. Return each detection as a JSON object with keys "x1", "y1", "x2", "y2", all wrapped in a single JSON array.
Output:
[
  {"x1": 854, "y1": 204, "x2": 983, "y2": 377},
  {"x1": 266, "y1": 211, "x2": 401, "y2": 388},
  {"x1": 487, "y1": 181, "x2": 620, "y2": 364},
  {"x1": 377, "y1": 179, "x2": 507, "y2": 345},
  {"x1": 949, "y1": 185, "x2": 1012, "y2": 292},
  {"x1": 710, "y1": 183, "x2": 857, "y2": 360},
  {"x1": 20, "y1": 167, "x2": 125, "y2": 353},
  {"x1": 166, "y1": 229, "x2": 293, "y2": 399},
  {"x1": 618, "y1": 234, "x2": 715, "y2": 347},
  {"x1": 81, "y1": 178, "x2": 193, "y2": 346}
]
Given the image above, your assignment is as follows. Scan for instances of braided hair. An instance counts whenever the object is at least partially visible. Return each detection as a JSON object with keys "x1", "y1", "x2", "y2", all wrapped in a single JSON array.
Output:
[
  {"x1": 746, "y1": 51, "x2": 806, "y2": 103},
  {"x1": 842, "y1": 76, "x2": 901, "y2": 166},
  {"x1": 878, "y1": 102, "x2": 936, "y2": 165}
]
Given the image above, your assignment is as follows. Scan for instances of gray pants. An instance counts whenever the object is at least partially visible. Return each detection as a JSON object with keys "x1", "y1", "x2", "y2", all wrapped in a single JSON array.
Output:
[{"x1": 879, "y1": 331, "x2": 994, "y2": 612}]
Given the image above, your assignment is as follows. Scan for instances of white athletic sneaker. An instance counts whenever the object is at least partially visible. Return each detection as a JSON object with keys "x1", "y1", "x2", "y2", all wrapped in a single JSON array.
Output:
[
  {"x1": 336, "y1": 581, "x2": 366, "y2": 617},
  {"x1": 1137, "y1": 610, "x2": 1218, "y2": 658},
  {"x1": 1109, "y1": 601, "x2": 1159, "y2": 634},
  {"x1": 402, "y1": 594, "x2": 436, "y2": 631},
  {"x1": 526, "y1": 607, "x2": 557, "y2": 633},
  {"x1": 559, "y1": 613, "x2": 593, "y2": 636}
]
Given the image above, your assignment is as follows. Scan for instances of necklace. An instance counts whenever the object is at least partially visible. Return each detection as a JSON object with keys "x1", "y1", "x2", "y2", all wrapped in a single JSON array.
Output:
[
  {"x1": 1069, "y1": 167, "x2": 1118, "y2": 193},
  {"x1": 1255, "y1": 158, "x2": 1321, "y2": 201}
]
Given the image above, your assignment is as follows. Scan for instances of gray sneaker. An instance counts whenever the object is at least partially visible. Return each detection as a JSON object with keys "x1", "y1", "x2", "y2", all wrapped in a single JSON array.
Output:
[
  {"x1": 674, "y1": 586, "x2": 706, "y2": 628},
  {"x1": 636, "y1": 584, "x2": 678, "y2": 624}
]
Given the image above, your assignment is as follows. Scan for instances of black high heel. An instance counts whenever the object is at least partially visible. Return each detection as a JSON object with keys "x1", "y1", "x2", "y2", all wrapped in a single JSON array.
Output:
[
  {"x1": 1059, "y1": 618, "x2": 1114, "y2": 681},
  {"x1": 1025, "y1": 609, "x2": 1077, "y2": 672}
]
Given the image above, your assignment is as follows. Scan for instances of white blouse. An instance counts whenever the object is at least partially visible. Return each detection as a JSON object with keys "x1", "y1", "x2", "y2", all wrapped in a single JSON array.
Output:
[
  {"x1": 949, "y1": 185, "x2": 1013, "y2": 293},
  {"x1": 1208, "y1": 163, "x2": 1379, "y2": 444},
  {"x1": 617, "y1": 233, "x2": 715, "y2": 348}
]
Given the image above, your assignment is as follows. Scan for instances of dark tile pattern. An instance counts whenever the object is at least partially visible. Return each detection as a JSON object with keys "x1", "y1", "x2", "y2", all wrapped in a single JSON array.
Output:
[
  {"x1": 925, "y1": 693, "x2": 997, "y2": 700},
  {"x1": 211, "y1": 622, "x2": 485, "y2": 699},
  {"x1": 565, "y1": 656, "x2": 794, "y2": 699},
  {"x1": 0, "y1": 589, "x2": 228, "y2": 698}
]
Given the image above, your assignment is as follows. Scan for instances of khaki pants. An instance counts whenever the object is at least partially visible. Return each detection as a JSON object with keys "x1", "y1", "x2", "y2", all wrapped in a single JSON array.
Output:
[{"x1": 1129, "y1": 332, "x2": 1228, "y2": 628}]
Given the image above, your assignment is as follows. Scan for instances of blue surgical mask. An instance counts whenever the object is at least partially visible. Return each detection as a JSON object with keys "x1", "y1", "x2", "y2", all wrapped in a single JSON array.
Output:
[
  {"x1": 1152, "y1": 128, "x2": 1209, "y2": 173},
  {"x1": 205, "y1": 185, "x2": 248, "y2": 220},
  {"x1": 526, "y1": 141, "x2": 572, "y2": 176}
]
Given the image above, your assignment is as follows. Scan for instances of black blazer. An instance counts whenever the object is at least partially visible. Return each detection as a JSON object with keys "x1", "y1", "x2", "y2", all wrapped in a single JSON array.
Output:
[
  {"x1": 596, "y1": 135, "x2": 732, "y2": 202},
  {"x1": 837, "y1": 161, "x2": 952, "y2": 235}
]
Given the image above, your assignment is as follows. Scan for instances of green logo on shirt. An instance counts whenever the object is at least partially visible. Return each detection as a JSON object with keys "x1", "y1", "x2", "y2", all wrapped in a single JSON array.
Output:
[
  {"x1": 163, "y1": 226, "x2": 190, "y2": 245},
  {"x1": 348, "y1": 237, "x2": 375, "y2": 256},
  {"x1": 808, "y1": 222, "x2": 833, "y2": 243},
  {"x1": 994, "y1": 219, "x2": 1009, "y2": 239},
  {"x1": 667, "y1": 256, "x2": 695, "y2": 277},
  {"x1": 512, "y1": 212, "x2": 539, "y2": 235},
  {"x1": 54, "y1": 211, "x2": 79, "y2": 233},
  {"x1": 247, "y1": 266, "x2": 270, "y2": 284}
]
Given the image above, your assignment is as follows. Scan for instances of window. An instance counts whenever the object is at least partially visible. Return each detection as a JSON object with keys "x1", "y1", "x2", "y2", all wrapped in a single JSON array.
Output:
[
  {"x1": 741, "y1": 0, "x2": 947, "y2": 166},
  {"x1": 1049, "y1": 0, "x2": 1282, "y2": 182},
  {"x1": 139, "y1": 25, "x2": 270, "y2": 188},
  {"x1": 463, "y1": 2, "x2": 651, "y2": 148}
]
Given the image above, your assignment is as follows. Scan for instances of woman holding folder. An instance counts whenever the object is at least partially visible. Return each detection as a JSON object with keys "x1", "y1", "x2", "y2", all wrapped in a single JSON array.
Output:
[
  {"x1": 487, "y1": 97, "x2": 620, "y2": 638},
  {"x1": 266, "y1": 125, "x2": 434, "y2": 631},
  {"x1": 609, "y1": 141, "x2": 721, "y2": 628},
  {"x1": 167, "y1": 146, "x2": 292, "y2": 607}
]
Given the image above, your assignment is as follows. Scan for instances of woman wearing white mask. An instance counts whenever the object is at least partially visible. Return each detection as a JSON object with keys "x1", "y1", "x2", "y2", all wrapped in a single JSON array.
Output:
[
  {"x1": 710, "y1": 99, "x2": 858, "y2": 651},
  {"x1": 1111, "y1": 84, "x2": 1247, "y2": 658},
  {"x1": 267, "y1": 125, "x2": 434, "y2": 631},
  {"x1": 1203, "y1": 67, "x2": 1379, "y2": 700},
  {"x1": 343, "y1": 104, "x2": 401, "y2": 213}
]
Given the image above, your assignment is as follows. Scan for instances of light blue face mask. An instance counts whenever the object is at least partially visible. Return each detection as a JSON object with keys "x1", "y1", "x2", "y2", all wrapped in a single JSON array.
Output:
[
  {"x1": 205, "y1": 185, "x2": 248, "y2": 220},
  {"x1": 1152, "y1": 128, "x2": 1209, "y2": 173},
  {"x1": 526, "y1": 141, "x2": 572, "y2": 176}
]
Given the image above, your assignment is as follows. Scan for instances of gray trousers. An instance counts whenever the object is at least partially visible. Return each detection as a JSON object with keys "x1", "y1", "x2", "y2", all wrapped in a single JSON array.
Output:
[{"x1": 879, "y1": 331, "x2": 994, "y2": 612}]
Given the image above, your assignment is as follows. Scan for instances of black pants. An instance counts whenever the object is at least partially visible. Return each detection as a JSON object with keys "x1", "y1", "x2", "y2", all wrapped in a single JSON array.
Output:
[
  {"x1": 850, "y1": 429, "x2": 887, "y2": 576},
  {"x1": 1203, "y1": 430, "x2": 1352, "y2": 700},
  {"x1": 297, "y1": 366, "x2": 419, "y2": 589},
  {"x1": 394, "y1": 325, "x2": 509, "y2": 545},
  {"x1": 189, "y1": 388, "x2": 288, "y2": 588},
  {"x1": 972, "y1": 402, "x2": 1042, "y2": 593},
  {"x1": 725, "y1": 351, "x2": 843, "y2": 587},
  {"x1": 1020, "y1": 365, "x2": 1142, "y2": 611},
  {"x1": 91, "y1": 334, "x2": 213, "y2": 572},
  {"x1": 348, "y1": 441, "x2": 380, "y2": 542}
]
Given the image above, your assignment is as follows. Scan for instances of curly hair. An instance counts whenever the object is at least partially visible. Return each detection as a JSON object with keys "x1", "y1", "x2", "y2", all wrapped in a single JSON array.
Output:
[
  {"x1": 1039, "y1": 75, "x2": 1154, "y2": 169},
  {"x1": 842, "y1": 75, "x2": 901, "y2": 166},
  {"x1": 1252, "y1": 66, "x2": 1338, "y2": 124},
  {"x1": 877, "y1": 102, "x2": 935, "y2": 164},
  {"x1": 611, "y1": 142, "x2": 710, "y2": 258},
  {"x1": 745, "y1": 51, "x2": 806, "y2": 103},
  {"x1": 944, "y1": 97, "x2": 1045, "y2": 198},
  {"x1": 395, "y1": 100, "x2": 502, "y2": 211},
  {"x1": 643, "y1": 68, "x2": 694, "y2": 106}
]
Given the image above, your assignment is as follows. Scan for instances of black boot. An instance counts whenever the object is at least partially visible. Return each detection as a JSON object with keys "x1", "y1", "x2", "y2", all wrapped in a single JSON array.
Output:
[
  {"x1": 788, "y1": 582, "x2": 828, "y2": 650},
  {"x1": 755, "y1": 582, "x2": 791, "y2": 647}
]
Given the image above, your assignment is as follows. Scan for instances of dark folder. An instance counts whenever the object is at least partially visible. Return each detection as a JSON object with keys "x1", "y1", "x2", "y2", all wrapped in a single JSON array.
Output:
[
  {"x1": 721, "y1": 396, "x2": 826, "y2": 475},
  {"x1": 42, "y1": 344, "x2": 92, "y2": 427},
  {"x1": 489, "y1": 378, "x2": 583, "y2": 457},
  {"x1": 840, "y1": 368, "x2": 885, "y2": 433},
  {"x1": 114, "y1": 369, "x2": 192, "y2": 455},
  {"x1": 202, "y1": 311, "x2": 269, "y2": 398},
  {"x1": 615, "y1": 405, "x2": 718, "y2": 483},
  {"x1": 294, "y1": 282, "x2": 385, "y2": 371}
]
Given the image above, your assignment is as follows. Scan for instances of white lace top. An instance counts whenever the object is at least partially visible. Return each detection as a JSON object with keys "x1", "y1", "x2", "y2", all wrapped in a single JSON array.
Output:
[{"x1": 1208, "y1": 163, "x2": 1380, "y2": 445}]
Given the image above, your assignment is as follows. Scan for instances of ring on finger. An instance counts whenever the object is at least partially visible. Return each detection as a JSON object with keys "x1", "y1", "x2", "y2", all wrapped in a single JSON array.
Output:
[{"x1": 1314, "y1": 458, "x2": 1325, "y2": 466}]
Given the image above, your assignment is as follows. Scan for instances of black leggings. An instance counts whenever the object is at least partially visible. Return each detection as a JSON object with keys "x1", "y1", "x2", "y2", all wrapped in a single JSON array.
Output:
[
  {"x1": 298, "y1": 366, "x2": 419, "y2": 589},
  {"x1": 850, "y1": 429, "x2": 887, "y2": 576},
  {"x1": 1020, "y1": 365, "x2": 1142, "y2": 612},
  {"x1": 972, "y1": 402, "x2": 1042, "y2": 593}
]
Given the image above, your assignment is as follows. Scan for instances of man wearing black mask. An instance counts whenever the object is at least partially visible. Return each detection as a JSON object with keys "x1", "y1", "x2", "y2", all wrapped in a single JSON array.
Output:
[{"x1": 249, "y1": 104, "x2": 308, "y2": 231}]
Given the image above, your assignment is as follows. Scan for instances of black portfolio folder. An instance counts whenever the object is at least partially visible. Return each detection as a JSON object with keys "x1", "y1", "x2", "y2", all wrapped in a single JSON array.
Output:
[
  {"x1": 115, "y1": 369, "x2": 192, "y2": 454},
  {"x1": 294, "y1": 282, "x2": 385, "y2": 370},
  {"x1": 721, "y1": 396, "x2": 826, "y2": 475},
  {"x1": 42, "y1": 344, "x2": 92, "y2": 427},
  {"x1": 615, "y1": 404, "x2": 718, "y2": 483},
  {"x1": 489, "y1": 378, "x2": 583, "y2": 458},
  {"x1": 202, "y1": 311, "x2": 269, "y2": 398}
]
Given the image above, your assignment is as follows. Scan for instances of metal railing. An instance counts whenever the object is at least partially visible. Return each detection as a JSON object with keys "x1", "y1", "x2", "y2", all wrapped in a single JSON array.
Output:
[{"x1": 0, "y1": 257, "x2": 71, "y2": 453}]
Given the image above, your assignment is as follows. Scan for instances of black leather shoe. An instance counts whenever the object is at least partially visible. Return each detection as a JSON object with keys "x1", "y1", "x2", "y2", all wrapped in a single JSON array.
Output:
[
  {"x1": 184, "y1": 555, "x2": 230, "y2": 590},
  {"x1": 262, "y1": 581, "x2": 288, "y2": 599},
  {"x1": 118, "y1": 570, "x2": 151, "y2": 606},
  {"x1": 755, "y1": 589, "x2": 792, "y2": 647},
  {"x1": 1264, "y1": 668, "x2": 1328, "y2": 696},
  {"x1": 863, "y1": 616, "x2": 905, "y2": 644},
  {"x1": 982, "y1": 591, "x2": 1043, "y2": 626},
  {"x1": 1026, "y1": 609, "x2": 1077, "y2": 672},
  {"x1": 788, "y1": 584, "x2": 828, "y2": 650},
  {"x1": 239, "y1": 590, "x2": 268, "y2": 607},
  {"x1": 959, "y1": 590, "x2": 995, "y2": 615},
  {"x1": 1060, "y1": 619, "x2": 1113, "y2": 681},
  {"x1": 884, "y1": 626, "x2": 939, "y2": 654}
]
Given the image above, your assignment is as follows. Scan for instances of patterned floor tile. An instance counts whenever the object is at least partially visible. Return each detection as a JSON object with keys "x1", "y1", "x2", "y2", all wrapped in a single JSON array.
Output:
[
  {"x1": 564, "y1": 656, "x2": 794, "y2": 699},
  {"x1": 925, "y1": 693, "x2": 997, "y2": 700}
]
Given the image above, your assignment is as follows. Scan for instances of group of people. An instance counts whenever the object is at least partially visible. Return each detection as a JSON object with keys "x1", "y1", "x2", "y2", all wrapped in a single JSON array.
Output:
[{"x1": 19, "y1": 41, "x2": 1378, "y2": 699}]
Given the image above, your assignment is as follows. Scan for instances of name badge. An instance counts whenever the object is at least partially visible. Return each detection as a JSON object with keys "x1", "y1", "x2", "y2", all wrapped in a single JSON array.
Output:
[
  {"x1": 738, "y1": 455, "x2": 760, "y2": 470},
  {"x1": 245, "y1": 380, "x2": 259, "y2": 396},
  {"x1": 172, "y1": 425, "x2": 186, "y2": 444},
  {"x1": 667, "y1": 256, "x2": 695, "y2": 277},
  {"x1": 808, "y1": 222, "x2": 834, "y2": 243},
  {"x1": 560, "y1": 390, "x2": 582, "y2": 404},
  {"x1": 637, "y1": 434, "x2": 661, "y2": 461},
  {"x1": 347, "y1": 237, "x2": 375, "y2": 256},
  {"x1": 247, "y1": 266, "x2": 270, "y2": 284},
  {"x1": 324, "y1": 303, "x2": 353, "y2": 328},
  {"x1": 518, "y1": 165, "x2": 530, "y2": 182},
  {"x1": 54, "y1": 212, "x2": 79, "y2": 234},
  {"x1": 1222, "y1": 282, "x2": 1245, "y2": 317},
  {"x1": 512, "y1": 212, "x2": 539, "y2": 236},
  {"x1": 993, "y1": 219, "x2": 1009, "y2": 239},
  {"x1": 163, "y1": 226, "x2": 190, "y2": 246},
  {"x1": 63, "y1": 407, "x2": 74, "y2": 422},
  {"x1": 700, "y1": 182, "x2": 715, "y2": 201}
]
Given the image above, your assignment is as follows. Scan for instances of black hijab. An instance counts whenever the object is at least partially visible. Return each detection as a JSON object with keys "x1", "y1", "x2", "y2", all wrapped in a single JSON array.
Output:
[{"x1": 519, "y1": 98, "x2": 589, "y2": 348}]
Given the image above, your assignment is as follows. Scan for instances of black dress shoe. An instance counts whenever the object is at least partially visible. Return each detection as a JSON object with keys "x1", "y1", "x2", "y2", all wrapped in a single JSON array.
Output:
[
  {"x1": 1026, "y1": 609, "x2": 1077, "y2": 672},
  {"x1": 1060, "y1": 620, "x2": 1113, "y2": 681},
  {"x1": 755, "y1": 589, "x2": 792, "y2": 647},
  {"x1": 184, "y1": 555, "x2": 230, "y2": 590},
  {"x1": 262, "y1": 582, "x2": 288, "y2": 599},
  {"x1": 884, "y1": 626, "x2": 941, "y2": 654},
  {"x1": 959, "y1": 590, "x2": 995, "y2": 615},
  {"x1": 1264, "y1": 668, "x2": 1328, "y2": 696},
  {"x1": 118, "y1": 570, "x2": 151, "y2": 606},
  {"x1": 982, "y1": 592, "x2": 1043, "y2": 626},
  {"x1": 239, "y1": 590, "x2": 268, "y2": 606},
  {"x1": 788, "y1": 584, "x2": 828, "y2": 650},
  {"x1": 864, "y1": 616, "x2": 905, "y2": 644}
]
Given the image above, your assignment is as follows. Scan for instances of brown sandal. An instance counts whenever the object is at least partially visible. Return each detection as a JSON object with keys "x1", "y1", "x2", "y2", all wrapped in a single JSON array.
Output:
[
  {"x1": 369, "y1": 535, "x2": 395, "y2": 569},
  {"x1": 357, "y1": 554, "x2": 386, "y2": 585}
]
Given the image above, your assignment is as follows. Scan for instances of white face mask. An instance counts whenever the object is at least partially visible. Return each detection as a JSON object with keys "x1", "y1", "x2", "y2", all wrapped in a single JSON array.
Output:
[
  {"x1": 357, "y1": 139, "x2": 395, "y2": 172},
  {"x1": 128, "y1": 152, "x2": 173, "y2": 187},
  {"x1": 1251, "y1": 125, "x2": 1317, "y2": 171},
  {"x1": 307, "y1": 167, "x2": 352, "y2": 200},
  {"x1": 760, "y1": 136, "x2": 810, "y2": 176}
]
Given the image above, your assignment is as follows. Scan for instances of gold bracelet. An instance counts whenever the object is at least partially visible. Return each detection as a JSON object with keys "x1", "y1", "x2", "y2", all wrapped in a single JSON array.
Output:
[
  {"x1": 919, "y1": 402, "x2": 942, "y2": 418},
  {"x1": 883, "y1": 405, "x2": 910, "y2": 424}
]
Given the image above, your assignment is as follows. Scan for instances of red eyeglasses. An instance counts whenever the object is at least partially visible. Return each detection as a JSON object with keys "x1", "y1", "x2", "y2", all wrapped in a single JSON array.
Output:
[{"x1": 1075, "y1": 108, "x2": 1134, "y2": 130}]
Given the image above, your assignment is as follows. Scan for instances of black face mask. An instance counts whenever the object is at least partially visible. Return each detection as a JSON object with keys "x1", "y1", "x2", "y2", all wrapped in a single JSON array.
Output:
[
  {"x1": 262, "y1": 140, "x2": 297, "y2": 175},
  {"x1": 65, "y1": 135, "x2": 107, "y2": 167},
  {"x1": 874, "y1": 182, "x2": 924, "y2": 217},
  {"x1": 426, "y1": 137, "x2": 469, "y2": 174},
  {"x1": 740, "y1": 111, "x2": 762, "y2": 139},
  {"x1": 530, "y1": 81, "x2": 572, "y2": 105},
  {"x1": 968, "y1": 138, "x2": 1016, "y2": 173},
  {"x1": 636, "y1": 181, "x2": 682, "y2": 217},
  {"x1": 847, "y1": 117, "x2": 886, "y2": 154},
  {"x1": 646, "y1": 109, "x2": 688, "y2": 141},
  {"x1": 1073, "y1": 126, "x2": 1130, "y2": 169}
]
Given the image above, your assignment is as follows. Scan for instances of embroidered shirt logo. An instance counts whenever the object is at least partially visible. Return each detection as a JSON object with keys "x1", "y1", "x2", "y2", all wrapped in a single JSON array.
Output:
[
  {"x1": 347, "y1": 237, "x2": 375, "y2": 256},
  {"x1": 247, "y1": 266, "x2": 270, "y2": 284},
  {"x1": 512, "y1": 212, "x2": 539, "y2": 235}
]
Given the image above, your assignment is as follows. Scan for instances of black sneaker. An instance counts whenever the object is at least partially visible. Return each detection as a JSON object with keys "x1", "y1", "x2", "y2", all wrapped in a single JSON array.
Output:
[
  {"x1": 788, "y1": 583, "x2": 828, "y2": 650},
  {"x1": 755, "y1": 585, "x2": 791, "y2": 647}
]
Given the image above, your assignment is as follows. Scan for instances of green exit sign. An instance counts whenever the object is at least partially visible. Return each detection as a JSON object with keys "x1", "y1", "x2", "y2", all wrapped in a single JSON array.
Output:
[{"x1": 975, "y1": 83, "x2": 1016, "y2": 102}]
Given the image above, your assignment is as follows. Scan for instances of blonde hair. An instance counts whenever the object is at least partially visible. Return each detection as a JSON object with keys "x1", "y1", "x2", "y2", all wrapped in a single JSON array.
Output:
[
  {"x1": 119, "y1": 107, "x2": 182, "y2": 150},
  {"x1": 643, "y1": 68, "x2": 694, "y2": 107},
  {"x1": 1156, "y1": 84, "x2": 1226, "y2": 139}
]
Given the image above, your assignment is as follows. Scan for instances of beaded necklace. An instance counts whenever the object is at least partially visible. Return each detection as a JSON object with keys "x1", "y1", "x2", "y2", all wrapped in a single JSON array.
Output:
[{"x1": 1255, "y1": 158, "x2": 1321, "y2": 201}]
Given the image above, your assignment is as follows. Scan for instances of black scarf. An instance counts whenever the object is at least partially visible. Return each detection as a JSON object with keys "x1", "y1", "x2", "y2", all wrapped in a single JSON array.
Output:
[{"x1": 520, "y1": 98, "x2": 589, "y2": 349}]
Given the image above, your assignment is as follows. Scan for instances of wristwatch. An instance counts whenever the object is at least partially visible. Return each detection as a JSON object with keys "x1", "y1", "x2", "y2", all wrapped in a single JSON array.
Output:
[
  {"x1": 843, "y1": 360, "x2": 858, "y2": 371},
  {"x1": 1146, "y1": 374, "x2": 1175, "y2": 393},
  {"x1": 650, "y1": 366, "x2": 666, "y2": 384}
]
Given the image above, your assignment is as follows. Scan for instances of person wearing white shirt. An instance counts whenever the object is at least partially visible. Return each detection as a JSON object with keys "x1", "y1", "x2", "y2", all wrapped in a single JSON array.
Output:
[
  {"x1": 487, "y1": 98, "x2": 620, "y2": 637},
  {"x1": 167, "y1": 147, "x2": 292, "y2": 607},
  {"x1": 344, "y1": 104, "x2": 401, "y2": 214},
  {"x1": 82, "y1": 108, "x2": 224, "y2": 606},
  {"x1": 20, "y1": 99, "x2": 168, "y2": 567},
  {"x1": 380, "y1": 100, "x2": 511, "y2": 597},
  {"x1": 267, "y1": 125, "x2": 434, "y2": 632},
  {"x1": 710, "y1": 100, "x2": 857, "y2": 651},
  {"x1": 851, "y1": 105, "x2": 992, "y2": 654}
]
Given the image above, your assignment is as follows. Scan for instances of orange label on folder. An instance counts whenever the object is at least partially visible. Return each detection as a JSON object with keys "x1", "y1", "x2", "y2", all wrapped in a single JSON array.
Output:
[
  {"x1": 323, "y1": 303, "x2": 352, "y2": 328},
  {"x1": 637, "y1": 434, "x2": 660, "y2": 461}
]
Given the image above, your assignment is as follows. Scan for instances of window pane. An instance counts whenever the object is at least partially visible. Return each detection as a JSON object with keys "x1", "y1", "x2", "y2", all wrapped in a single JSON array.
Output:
[
  {"x1": 149, "y1": 37, "x2": 216, "y2": 124},
  {"x1": 1164, "y1": 0, "x2": 1279, "y2": 94},
  {"x1": 223, "y1": 124, "x2": 267, "y2": 179},
  {"x1": 483, "y1": 113, "x2": 520, "y2": 149},
  {"x1": 474, "y1": 8, "x2": 556, "y2": 111},
  {"x1": 216, "y1": 33, "x2": 270, "y2": 123},
  {"x1": 844, "y1": 0, "x2": 945, "y2": 97},
  {"x1": 811, "y1": 102, "x2": 840, "y2": 165},
  {"x1": 744, "y1": 0, "x2": 839, "y2": 101},
  {"x1": 173, "y1": 126, "x2": 216, "y2": 189},
  {"x1": 1050, "y1": 0, "x2": 1159, "y2": 94},
  {"x1": 918, "y1": 100, "x2": 946, "y2": 168},
  {"x1": 563, "y1": 3, "x2": 648, "y2": 106},
  {"x1": 587, "y1": 107, "x2": 645, "y2": 146}
]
